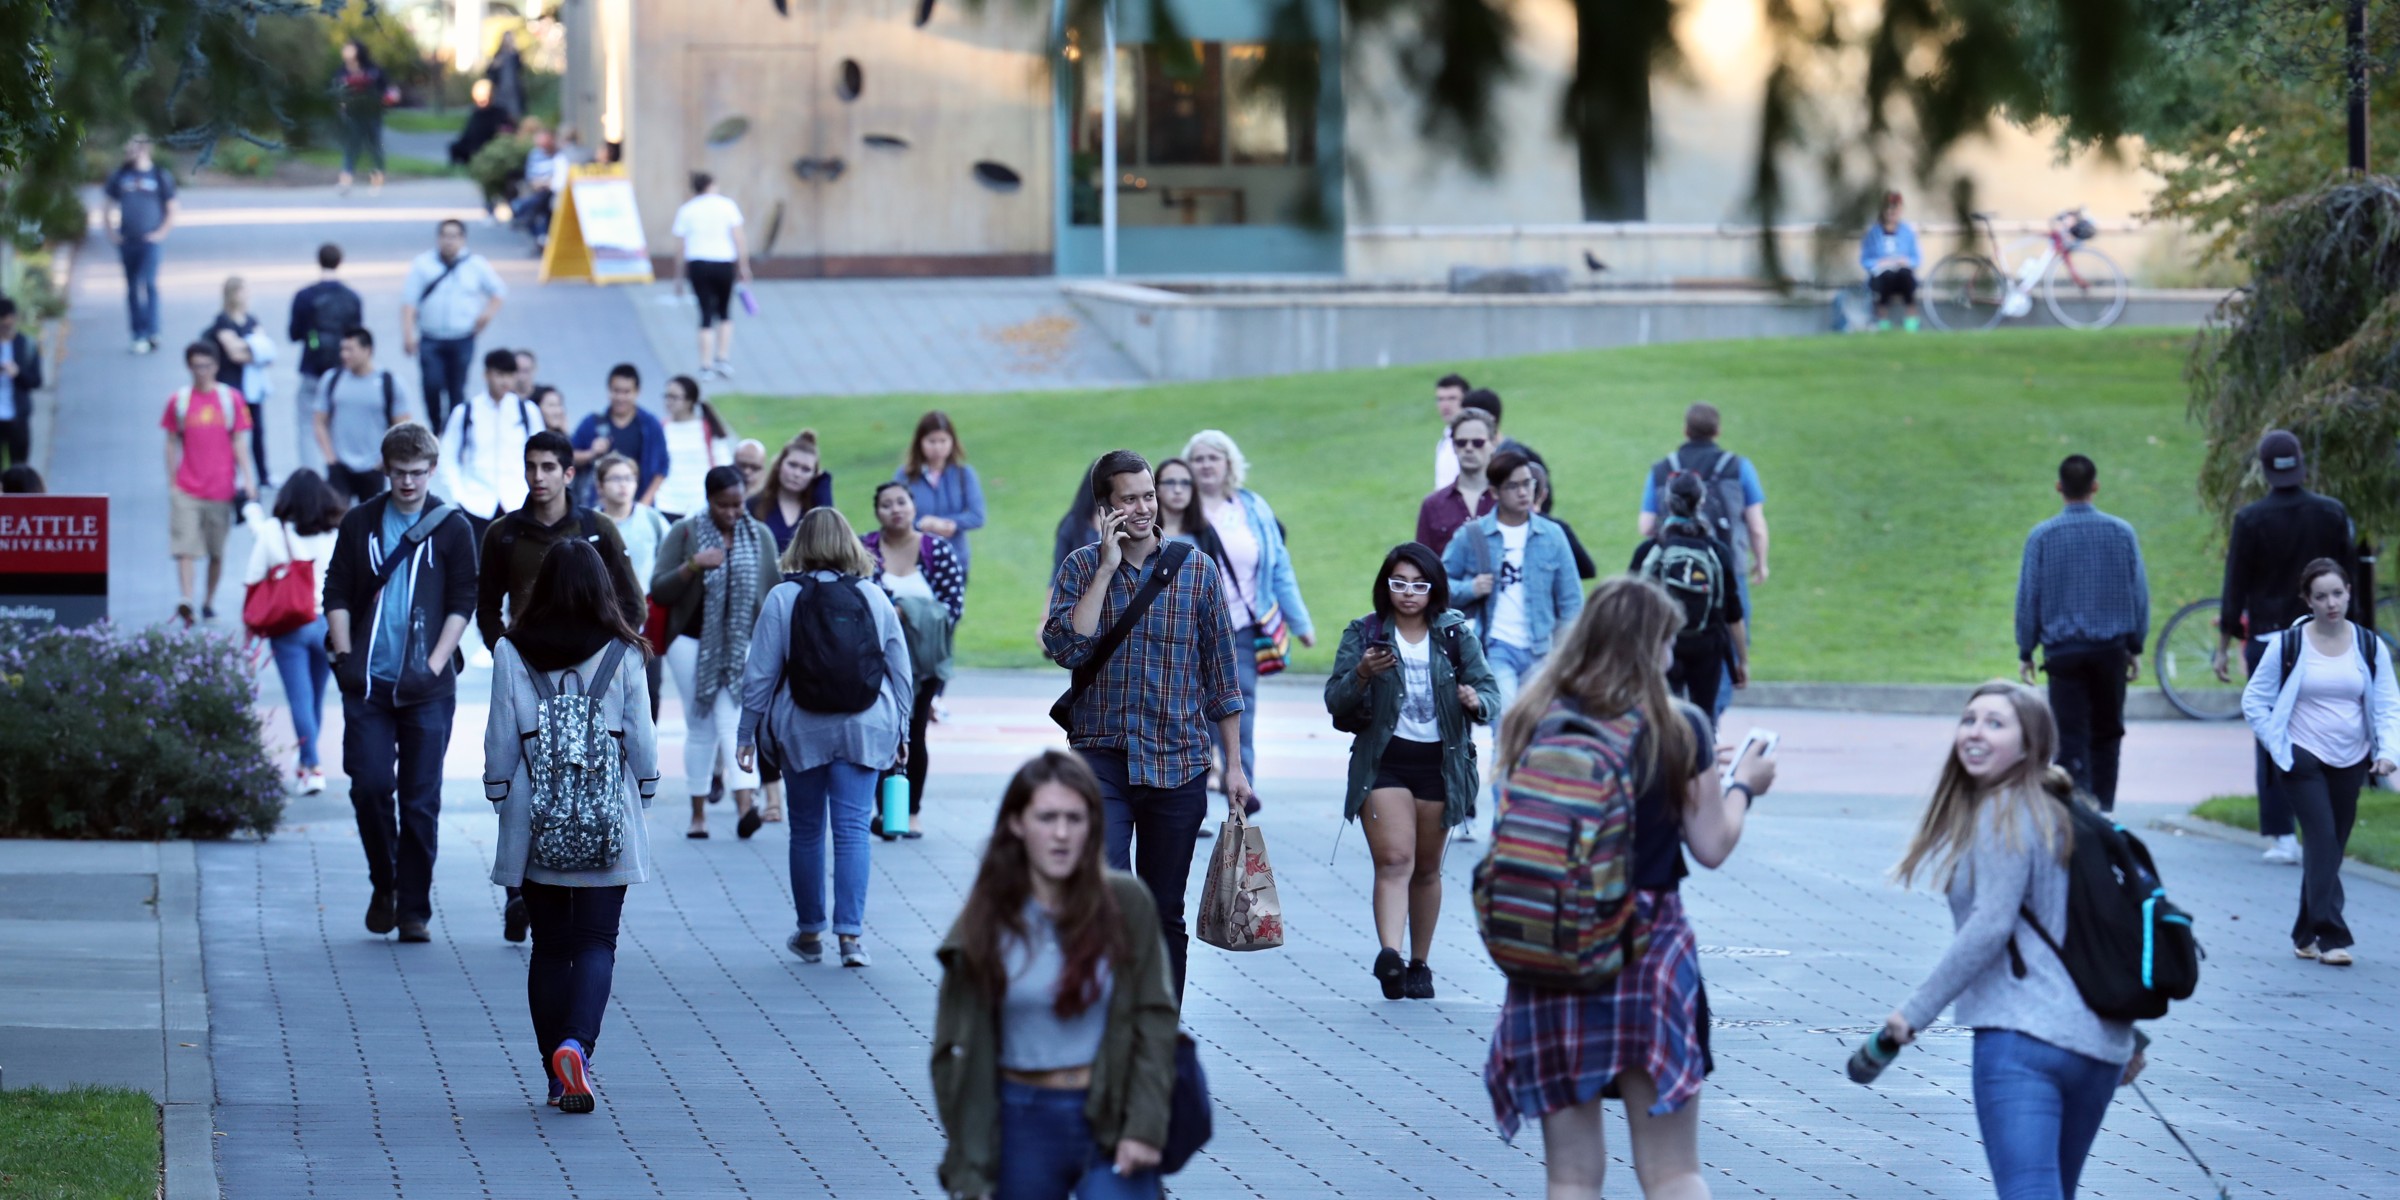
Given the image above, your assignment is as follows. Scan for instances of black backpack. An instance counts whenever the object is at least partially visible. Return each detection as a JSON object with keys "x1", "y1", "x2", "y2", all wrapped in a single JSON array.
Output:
[
  {"x1": 307, "y1": 285, "x2": 363, "y2": 362},
  {"x1": 1659, "y1": 448, "x2": 1748, "y2": 568},
  {"x1": 2009, "y1": 792, "x2": 2200, "y2": 1021},
  {"x1": 1332, "y1": 614, "x2": 1466, "y2": 735},
  {"x1": 784, "y1": 573, "x2": 885, "y2": 713},
  {"x1": 2276, "y1": 618, "x2": 2382, "y2": 690},
  {"x1": 1637, "y1": 522, "x2": 1724, "y2": 640}
]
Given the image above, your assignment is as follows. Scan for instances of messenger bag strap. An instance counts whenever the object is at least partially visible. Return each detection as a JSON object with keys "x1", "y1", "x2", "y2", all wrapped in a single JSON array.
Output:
[
  {"x1": 1051, "y1": 541, "x2": 1193, "y2": 731},
  {"x1": 366, "y1": 501, "x2": 457, "y2": 595}
]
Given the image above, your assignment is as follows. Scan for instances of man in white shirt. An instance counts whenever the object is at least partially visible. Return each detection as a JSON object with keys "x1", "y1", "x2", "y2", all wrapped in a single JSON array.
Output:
[
  {"x1": 1431, "y1": 372, "x2": 1469, "y2": 488},
  {"x1": 666, "y1": 171, "x2": 753, "y2": 380},
  {"x1": 399, "y1": 219, "x2": 506, "y2": 432},
  {"x1": 438, "y1": 348, "x2": 542, "y2": 543}
]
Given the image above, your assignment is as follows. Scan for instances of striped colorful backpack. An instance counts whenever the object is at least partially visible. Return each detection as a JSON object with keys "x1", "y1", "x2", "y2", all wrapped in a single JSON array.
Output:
[{"x1": 1473, "y1": 700, "x2": 1648, "y2": 992}]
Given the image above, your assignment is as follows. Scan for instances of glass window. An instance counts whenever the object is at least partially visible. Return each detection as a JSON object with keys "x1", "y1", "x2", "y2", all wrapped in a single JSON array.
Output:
[
  {"x1": 1228, "y1": 45, "x2": 1316, "y2": 166},
  {"x1": 1067, "y1": 37, "x2": 1325, "y2": 227},
  {"x1": 1143, "y1": 44, "x2": 1223, "y2": 166}
]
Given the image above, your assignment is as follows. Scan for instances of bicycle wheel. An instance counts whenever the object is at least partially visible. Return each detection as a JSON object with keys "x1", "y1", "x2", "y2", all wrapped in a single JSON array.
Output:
[
  {"x1": 2154, "y1": 598, "x2": 2244, "y2": 721},
  {"x1": 2376, "y1": 595, "x2": 2400, "y2": 661},
  {"x1": 2044, "y1": 245, "x2": 2129, "y2": 329},
  {"x1": 1923, "y1": 254, "x2": 2007, "y2": 332}
]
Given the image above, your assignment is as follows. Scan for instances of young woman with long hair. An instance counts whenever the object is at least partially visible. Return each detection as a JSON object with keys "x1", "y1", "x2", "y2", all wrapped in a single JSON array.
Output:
[
  {"x1": 1325, "y1": 542, "x2": 1497, "y2": 1000},
  {"x1": 737, "y1": 507, "x2": 911, "y2": 968},
  {"x1": 482, "y1": 538, "x2": 658, "y2": 1114},
  {"x1": 896, "y1": 409, "x2": 987, "y2": 581},
  {"x1": 1884, "y1": 681, "x2": 2142, "y2": 1199},
  {"x1": 651, "y1": 465, "x2": 782, "y2": 838},
  {"x1": 1483, "y1": 576, "x2": 1775, "y2": 1200},
  {"x1": 749, "y1": 430, "x2": 833, "y2": 554},
  {"x1": 862, "y1": 481, "x2": 965, "y2": 838},
  {"x1": 1153, "y1": 456, "x2": 1224, "y2": 564},
  {"x1": 932, "y1": 750, "x2": 1178, "y2": 1200},
  {"x1": 2242, "y1": 558, "x2": 2400, "y2": 968},
  {"x1": 653, "y1": 374, "x2": 731, "y2": 520},
  {"x1": 243, "y1": 468, "x2": 345, "y2": 793}
]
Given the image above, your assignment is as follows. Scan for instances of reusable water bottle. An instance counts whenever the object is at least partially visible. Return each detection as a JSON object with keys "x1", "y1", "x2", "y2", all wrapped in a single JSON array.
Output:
[
  {"x1": 880, "y1": 775, "x2": 910, "y2": 837},
  {"x1": 1847, "y1": 1030, "x2": 1903, "y2": 1085},
  {"x1": 737, "y1": 285, "x2": 758, "y2": 317}
]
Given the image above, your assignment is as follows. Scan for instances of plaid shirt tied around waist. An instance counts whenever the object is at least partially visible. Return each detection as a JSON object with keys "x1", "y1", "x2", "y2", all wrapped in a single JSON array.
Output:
[{"x1": 1043, "y1": 542, "x2": 1245, "y2": 788}]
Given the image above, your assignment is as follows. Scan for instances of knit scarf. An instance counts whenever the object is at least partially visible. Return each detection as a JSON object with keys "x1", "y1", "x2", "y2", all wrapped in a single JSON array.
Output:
[{"x1": 693, "y1": 515, "x2": 759, "y2": 709}]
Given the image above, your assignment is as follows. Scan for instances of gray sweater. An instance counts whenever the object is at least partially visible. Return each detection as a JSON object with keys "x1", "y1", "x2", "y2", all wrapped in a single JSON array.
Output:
[
  {"x1": 1900, "y1": 799, "x2": 2137, "y2": 1067},
  {"x1": 482, "y1": 638, "x2": 660, "y2": 889},
  {"x1": 736, "y1": 572, "x2": 913, "y2": 773}
]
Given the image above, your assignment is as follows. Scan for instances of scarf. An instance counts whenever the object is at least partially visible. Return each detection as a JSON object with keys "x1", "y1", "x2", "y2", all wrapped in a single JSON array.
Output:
[{"x1": 693, "y1": 514, "x2": 759, "y2": 709}]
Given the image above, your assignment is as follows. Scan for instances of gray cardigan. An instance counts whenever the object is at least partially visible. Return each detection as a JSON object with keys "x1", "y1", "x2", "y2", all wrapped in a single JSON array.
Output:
[
  {"x1": 1900, "y1": 799, "x2": 2136, "y2": 1066},
  {"x1": 483, "y1": 638, "x2": 660, "y2": 889},
  {"x1": 737, "y1": 571, "x2": 913, "y2": 772}
]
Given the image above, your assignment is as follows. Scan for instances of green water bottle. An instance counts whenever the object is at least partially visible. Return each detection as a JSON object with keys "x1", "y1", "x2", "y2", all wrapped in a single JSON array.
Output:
[{"x1": 880, "y1": 775, "x2": 910, "y2": 837}]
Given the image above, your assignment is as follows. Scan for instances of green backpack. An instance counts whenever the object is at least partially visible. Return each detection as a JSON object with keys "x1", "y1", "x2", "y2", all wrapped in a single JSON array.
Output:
[{"x1": 1473, "y1": 701, "x2": 1648, "y2": 992}]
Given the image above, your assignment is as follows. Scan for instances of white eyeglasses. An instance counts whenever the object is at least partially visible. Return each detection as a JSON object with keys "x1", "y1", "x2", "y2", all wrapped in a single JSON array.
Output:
[{"x1": 1385, "y1": 578, "x2": 1433, "y2": 595}]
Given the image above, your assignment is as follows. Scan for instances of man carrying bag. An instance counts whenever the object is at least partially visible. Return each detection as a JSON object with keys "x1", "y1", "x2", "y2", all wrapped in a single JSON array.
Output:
[{"x1": 1044, "y1": 450, "x2": 1249, "y2": 1001}]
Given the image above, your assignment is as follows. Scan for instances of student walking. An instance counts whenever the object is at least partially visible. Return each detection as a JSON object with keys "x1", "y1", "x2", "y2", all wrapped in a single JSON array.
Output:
[
  {"x1": 1184, "y1": 429, "x2": 1315, "y2": 811},
  {"x1": 323, "y1": 423, "x2": 478, "y2": 944},
  {"x1": 863, "y1": 482, "x2": 965, "y2": 837},
  {"x1": 897, "y1": 410, "x2": 987, "y2": 581},
  {"x1": 1432, "y1": 373, "x2": 1470, "y2": 488},
  {"x1": 931, "y1": 750, "x2": 1180, "y2": 1200},
  {"x1": 162, "y1": 342, "x2": 259, "y2": 624},
  {"x1": 749, "y1": 430, "x2": 835, "y2": 552},
  {"x1": 1883, "y1": 682, "x2": 2142, "y2": 1200},
  {"x1": 333, "y1": 40, "x2": 390, "y2": 193},
  {"x1": 243, "y1": 469, "x2": 344, "y2": 794},
  {"x1": 1154, "y1": 457, "x2": 1225, "y2": 564},
  {"x1": 2214, "y1": 430, "x2": 2365, "y2": 864},
  {"x1": 653, "y1": 467, "x2": 782, "y2": 838},
  {"x1": 1640, "y1": 404, "x2": 1771, "y2": 721},
  {"x1": 0, "y1": 299, "x2": 45, "y2": 470},
  {"x1": 482, "y1": 538, "x2": 658, "y2": 1114},
  {"x1": 1484, "y1": 578, "x2": 1776, "y2": 1197},
  {"x1": 1046, "y1": 450, "x2": 1248, "y2": 999},
  {"x1": 1631, "y1": 475, "x2": 1748, "y2": 719},
  {"x1": 1417, "y1": 409, "x2": 1496, "y2": 556},
  {"x1": 653, "y1": 374, "x2": 731, "y2": 519},
  {"x1": 1462, "y1": 389, "x2": 1545, "y2": 473},
  {"x1": 290, "y1": 244, "x2": 364, "y2": 460},
  {"x1": 2015, "y1": 455, "x2": 2148, "y2": 812},
  {"x1": 668, "y1": 172, "x2": 751, "y2": 378},
  {"x1": 593, "y1": 452, "x2": 672, "y2": 721},
  {"x1": 102, "y1": 135, "x2": 176, "y2": 354},
  {"x1": 474, "y1": 430, "x2": 645, "y2": 677},
  {"x1": 738, "y1": 508, "x2": 913, "y2": 968},
  {"x1": 570, "y1": 364, "x2": 670, "y2": 508},
  {"x1": 437, "y1": 349, "x2": 544, "y2": 547},
  {"x1": 1324, "y1": 543, "x2": 1497, "y2": 1000},
  {"x1": 310, "y1": 328, "x2": 411, "y2": 503},
  {"x1": 2242, "y1": 559, "x2": 2400, "y2": 968},
  {"x1": 201, "y1": 276, "x2": 276, "y2": 488},
  {"x1": 400, "y1": 219, "x2": 507, "y2": 432}
]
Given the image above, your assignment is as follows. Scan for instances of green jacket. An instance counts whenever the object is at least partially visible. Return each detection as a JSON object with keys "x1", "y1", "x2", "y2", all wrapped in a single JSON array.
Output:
[
  {"x1": 1323, "y1": 610, "x2": 1500, "y2": 828},
  {"x1": 931, "y1": 870, "x2": 1180, "y2": 1199}
]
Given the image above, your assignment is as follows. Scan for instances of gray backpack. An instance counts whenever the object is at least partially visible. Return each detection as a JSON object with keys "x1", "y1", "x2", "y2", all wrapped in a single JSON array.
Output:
[{"x1": 524, "y1": 642, "x2": 631, "y2": 873}]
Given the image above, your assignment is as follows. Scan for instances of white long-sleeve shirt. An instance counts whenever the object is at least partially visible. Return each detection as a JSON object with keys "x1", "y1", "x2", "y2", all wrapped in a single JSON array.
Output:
[{"x1": 437, "y1": 390, "x2": 541, "y2": 519}]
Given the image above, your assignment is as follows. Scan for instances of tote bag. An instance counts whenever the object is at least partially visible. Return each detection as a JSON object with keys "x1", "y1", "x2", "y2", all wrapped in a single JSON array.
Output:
[
  {"x1": 1196, "y1": 806, "x2": 1285, "y2": 951},
  {"x1": 243, "y1": 527, "x2": 318, "y2": 638}
]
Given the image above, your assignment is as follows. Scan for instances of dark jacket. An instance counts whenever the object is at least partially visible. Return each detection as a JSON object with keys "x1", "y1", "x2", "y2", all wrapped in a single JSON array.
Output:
[
  {"x1": 2220, "y1": 487, "x2": 2363, "y2": 640},
  {"x1": 932, "y1": 871, "x2": 1179, "y2": 1200},
  {"x1": 323, "y1": 493, "x2": 479, "y2": 706},
  {"x1": 449, "y1": 104, "x2": 513, "y2": 166},
  {"x1": 1323, "y1": 610, "x2": 1499, "y2": 828},
  {"x1": 476, "y1": 503, "x2": 645, "y2": 650}
]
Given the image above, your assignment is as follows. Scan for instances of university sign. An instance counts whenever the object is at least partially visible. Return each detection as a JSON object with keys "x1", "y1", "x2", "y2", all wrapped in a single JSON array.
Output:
[{"x1": 0, "y1": 495, "x2": 108, "y2": 629}]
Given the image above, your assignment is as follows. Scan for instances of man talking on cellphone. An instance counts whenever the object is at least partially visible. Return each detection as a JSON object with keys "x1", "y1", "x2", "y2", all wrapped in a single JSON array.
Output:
[{"x1": 1044, "y1": 449, "x2": 1248, "y2": 1000}]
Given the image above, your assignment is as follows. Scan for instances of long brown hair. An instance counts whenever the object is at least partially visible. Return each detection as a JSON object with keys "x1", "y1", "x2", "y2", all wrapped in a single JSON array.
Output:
[
  {"x1": 951, "y1": 751, "x2": 1125, "y2": 1017},
  {"x1": 508, "y1": 539, "x2": 652, "y2": 656},
  {"x1": 749, "y1": 430, "x2": 821, "y2": 522},
  {"x1": 903, "y1": 410, "x2": 966, "y2": 479},
  {"x1": 1497, "y1": 575, "x2": 1695, "y2": 796},
  {"x1": 1894, "y1": 681, "x2": 2076, "y2": 889}
]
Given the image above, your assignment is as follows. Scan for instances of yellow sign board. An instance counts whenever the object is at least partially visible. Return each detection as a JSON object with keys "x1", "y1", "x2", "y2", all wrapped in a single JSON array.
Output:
[{"x1": 540, "y1": 165, "x2": 655, "y2": 285}]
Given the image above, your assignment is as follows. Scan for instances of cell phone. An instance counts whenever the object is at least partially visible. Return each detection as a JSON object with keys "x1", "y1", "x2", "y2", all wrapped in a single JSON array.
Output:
[{"x1": 1721, "y1": 727, "x2": 1779, "y2": 790}]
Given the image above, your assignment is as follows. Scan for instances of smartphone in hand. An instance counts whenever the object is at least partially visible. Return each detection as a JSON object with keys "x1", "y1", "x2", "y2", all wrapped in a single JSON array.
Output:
[{"x1": 1721, "y1": 727, "x2": 1779, "y2": 790}]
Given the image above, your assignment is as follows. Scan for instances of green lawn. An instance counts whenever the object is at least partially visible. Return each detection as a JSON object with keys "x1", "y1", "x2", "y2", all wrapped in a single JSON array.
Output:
[
  {"x1": 0, "y1": 1086, "x2": 158, "y2": 1199},
  {"x1": 2193, "y1": 793, "x2": 2400, "y2": 871},
  {"x1": 293, "y1": 148, "x2": 452, "y2": 179},
  {"x1": 383, "y1": 109, "x2": 464, "y2": 135},
  {"x1": 713, "y1": 328, "x2": 2217, "y2": 679}
]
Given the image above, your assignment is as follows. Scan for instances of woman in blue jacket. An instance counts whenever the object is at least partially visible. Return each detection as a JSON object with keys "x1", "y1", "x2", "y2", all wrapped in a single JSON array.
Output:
[
  {"x1": 1184, "y1": 428, "x2": 1315, "y2": 813},
  {"x1": 1861, "y1": 190, "x2": 1922, "y2": 332}
]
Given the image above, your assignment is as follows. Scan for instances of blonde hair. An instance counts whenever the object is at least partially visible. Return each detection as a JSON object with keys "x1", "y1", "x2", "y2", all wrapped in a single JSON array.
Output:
[
  {"x1": 1893, "y1": 681, "x2": 2078, "y2": 889},
  {"x1": 781, "y1": 507, "x2": 875, "y2": 577},
  {"x1": 1497, "y1": 576, "x2": 1695, "y2": 796},
  {"x1": 1181, "y1": 429, "x2": 1249, "y2": 495}
]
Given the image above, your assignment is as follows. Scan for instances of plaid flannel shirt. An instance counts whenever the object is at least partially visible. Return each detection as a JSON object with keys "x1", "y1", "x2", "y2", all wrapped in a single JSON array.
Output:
[
  {"x1": 2015, "y1": 502, "x2": 2150, "y2": 660},
  {"x1": 1044, "y1": 542, "x2": 1245, "y2": 788}
]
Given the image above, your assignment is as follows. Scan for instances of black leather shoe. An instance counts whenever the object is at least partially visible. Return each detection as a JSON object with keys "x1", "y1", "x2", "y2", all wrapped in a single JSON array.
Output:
[
  {"x1": 396, "y1": 920, "x2": 432, "y2": 943},
  {"x1": 737, "y1": 807, "x2": 763, "y2": 840},
  {"x1": 365, "y1": 889, "x2": 397, "y2": 935},
  {"x1": 1373, "y1": 947, "x2": 1406, "y2": 1000},
  {"x1": 503, "y1": 896, "x2": 529, "y2": 944}
]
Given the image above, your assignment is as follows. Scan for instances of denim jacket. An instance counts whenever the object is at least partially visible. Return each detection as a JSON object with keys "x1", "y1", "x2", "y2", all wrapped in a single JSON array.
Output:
[{"x1": 1440, "y1": 513, "x2": 1585, "y2": 655}]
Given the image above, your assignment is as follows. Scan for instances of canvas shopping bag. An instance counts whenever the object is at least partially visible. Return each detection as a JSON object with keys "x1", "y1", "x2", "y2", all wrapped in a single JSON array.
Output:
[{"x1": 1196, "y1": 807, "x2": 1285, "y2": 951}]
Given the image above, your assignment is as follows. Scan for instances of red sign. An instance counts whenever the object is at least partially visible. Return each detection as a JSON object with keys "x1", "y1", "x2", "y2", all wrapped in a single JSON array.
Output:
[{"x1": 0, "y1": 496, "x2": 107, "y2": 574}]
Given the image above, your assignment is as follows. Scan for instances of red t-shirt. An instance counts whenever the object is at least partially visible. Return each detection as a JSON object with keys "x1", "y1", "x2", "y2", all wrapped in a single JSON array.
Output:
[{"x1": 161, "y1": 386, "x2": 251, "y2": 501}]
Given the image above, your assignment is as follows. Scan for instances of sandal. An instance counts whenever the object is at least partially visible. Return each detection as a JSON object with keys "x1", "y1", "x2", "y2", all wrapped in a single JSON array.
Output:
[
  {"x1": 2320, "y1": 948, "x2": 2355, "y2": 967},
  {"x1": 763, "y1": 800, "x2": 784, "y2": 823}
]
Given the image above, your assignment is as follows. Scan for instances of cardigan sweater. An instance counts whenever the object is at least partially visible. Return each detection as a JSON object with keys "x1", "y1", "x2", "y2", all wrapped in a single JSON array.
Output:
[{"x1": 482, "y1": 637, "x2": 659, "y2": 889}]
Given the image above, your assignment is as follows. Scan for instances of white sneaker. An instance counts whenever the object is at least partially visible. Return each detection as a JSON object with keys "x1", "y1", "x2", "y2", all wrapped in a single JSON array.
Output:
[
  {"x1": 714, "y1": 359, "x2": 735, "y2": 379},
  {"x1": 302, "y1": 770, "x2": 326, "y2": 795},
  {"x1": 2263, "y1": 835, "x2": 2302, "y2": 865}
]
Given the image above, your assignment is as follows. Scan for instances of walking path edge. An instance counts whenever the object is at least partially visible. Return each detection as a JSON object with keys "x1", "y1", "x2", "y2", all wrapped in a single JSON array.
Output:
[
  {"x1": 2150, "y1": 812, "x2": 2400, "y2": 892},
  {"x1": 159, "y1": 839, "x2": 221, "y2": 1200}
]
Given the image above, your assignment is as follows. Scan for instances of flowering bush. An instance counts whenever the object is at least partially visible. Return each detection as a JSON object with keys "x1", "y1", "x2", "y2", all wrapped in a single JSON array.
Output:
[{"x1": 0, "y1": 622, "x2": 284, "y2": 839}]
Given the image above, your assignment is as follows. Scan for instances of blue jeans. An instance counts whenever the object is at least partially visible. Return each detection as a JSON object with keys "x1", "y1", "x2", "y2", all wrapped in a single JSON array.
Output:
[
  {"x1": 269, "y1": 617, "x2": 331, "y2": 769},
  {"x1": 994, "y1": 1080, "x2": 1161, "y2": 1200},
  {"x1": 341, "y1": 689, "x2": 456, "y2": 923},
  {"x1": 1089, "y1": 751, "x2": 1207, "y2": 1001},
  {"x1": 523, "y1": 881, "x2": 625, "y2": 1083},
  {"x1": 1211, "y1": 622, "x2": 1262, "y2": 783},
  {"x1": 1972, "y1": 1029, "x2": 2121, "y2": 1200},
  {"x1": 787, "y1": 760, "x2": 878, "y2": 937},
  {"x1": 119, "y1": 239, "x2": 161, "y2": 340},
  {"x1": 416, "y1": 335, "x2": 477, "y2": 433},
  {"x1": 1484, "y1": 640, "x2": 1543, "y2": 811}
]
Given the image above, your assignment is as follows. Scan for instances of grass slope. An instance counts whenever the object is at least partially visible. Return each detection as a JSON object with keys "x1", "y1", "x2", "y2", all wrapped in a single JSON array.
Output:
[
  {"x1": 2193, "y1": 794, "x2": 2400, "y2": 871},
  {"x1": 713, "y1": 328, "x2": 2213, "y2": 680},
  {"x1": 0, "y1": 1086, "x2": 158, "y2": 1199}
]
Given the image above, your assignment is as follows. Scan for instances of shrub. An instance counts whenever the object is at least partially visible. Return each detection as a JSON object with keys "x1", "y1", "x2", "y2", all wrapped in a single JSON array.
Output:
[{"x1": 0, "y1": 623, "x2": 284, "y2": 839}]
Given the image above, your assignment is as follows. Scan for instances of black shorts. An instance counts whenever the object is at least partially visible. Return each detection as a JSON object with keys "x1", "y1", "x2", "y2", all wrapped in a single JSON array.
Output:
[
  {"x1": 1369, "y1": 737, "x2": 1445, "y2": 800},
  {"x1": 1870, "y1": 267, "x2": 1917, "y2": 305},
  {"x1": 689, "y1": 260, "x2": 737, "y2": 327}
]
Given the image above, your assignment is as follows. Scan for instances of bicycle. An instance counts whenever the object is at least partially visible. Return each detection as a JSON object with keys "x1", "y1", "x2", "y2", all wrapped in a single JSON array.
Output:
[
  {"x1": 2154, "y1": 595, "x2": 2400, "y2": 720},
  {"x1": 1921, "y1": 208, "x2": 2130, "y2": 333}
]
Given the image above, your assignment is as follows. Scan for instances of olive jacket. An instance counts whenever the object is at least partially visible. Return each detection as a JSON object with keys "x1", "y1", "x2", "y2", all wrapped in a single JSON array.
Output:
[
  {"x1": 931, "y1": 871, "x2": 1179, "y2": 1199},
  {"x1": 1323, "y1": 609, "x2": 1500, "y2": 828}
]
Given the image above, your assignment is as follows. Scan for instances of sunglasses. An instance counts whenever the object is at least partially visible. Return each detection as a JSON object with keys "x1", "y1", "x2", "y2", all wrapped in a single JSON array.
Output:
[
  {"x1": 1385, "y1": 578, "x2": 1433, "y2": 595},
  {"x1": 1452, "y1": 437, "x2": 1488, "y2": 450}
]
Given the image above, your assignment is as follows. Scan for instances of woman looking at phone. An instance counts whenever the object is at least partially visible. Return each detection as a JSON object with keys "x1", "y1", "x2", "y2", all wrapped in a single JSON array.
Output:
[{"x1": 1324, "y1": 542, "x2": 1498, "y2": 1000}]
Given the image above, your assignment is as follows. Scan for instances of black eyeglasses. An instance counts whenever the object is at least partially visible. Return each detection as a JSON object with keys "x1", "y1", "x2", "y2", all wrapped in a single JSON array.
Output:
[
  {"x1": 1452, "y1": 437, "x2": 1488, "y2": 450},
  {"x1": 1385, "y1": 578, "x2": 1433, "y2": 595}
]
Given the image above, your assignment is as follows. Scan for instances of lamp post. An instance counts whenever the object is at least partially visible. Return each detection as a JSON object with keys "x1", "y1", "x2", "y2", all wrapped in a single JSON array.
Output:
[{"x1": 1101, "y1": 0, "x2": 1119, "y2": 276}]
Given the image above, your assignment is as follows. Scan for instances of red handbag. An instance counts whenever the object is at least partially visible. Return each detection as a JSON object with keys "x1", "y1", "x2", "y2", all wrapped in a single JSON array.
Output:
[
  {"x1": 642, "y1": 597, "x2": 671, "y2": 652},
  {"x1": 243, "y1": 527, "x2": 319, "y2": 638}
]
